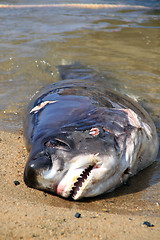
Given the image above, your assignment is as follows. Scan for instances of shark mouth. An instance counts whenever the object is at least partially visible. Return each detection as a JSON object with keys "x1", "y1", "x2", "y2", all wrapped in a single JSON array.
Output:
[{"x1": 69, "y1": 165, "x2": 94, "y2": 200}]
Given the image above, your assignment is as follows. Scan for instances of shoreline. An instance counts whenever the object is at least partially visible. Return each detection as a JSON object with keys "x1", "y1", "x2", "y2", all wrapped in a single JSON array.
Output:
[
  {"x1": 0, "y1": 130, "x2": 159, "y2": 239},
  {"x1": 0, "y1": 4, "x2": 149, "y2": 9}
]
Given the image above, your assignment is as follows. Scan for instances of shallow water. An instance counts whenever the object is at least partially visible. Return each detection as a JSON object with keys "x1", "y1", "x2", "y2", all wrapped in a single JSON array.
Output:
[{"x1": 0, "y1": 1, "x2": 160, "y2": 213}]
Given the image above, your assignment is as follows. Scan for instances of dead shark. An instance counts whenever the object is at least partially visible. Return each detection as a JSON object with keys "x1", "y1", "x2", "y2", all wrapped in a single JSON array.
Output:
[{"x1": 23, "y1": 80, "x2": 159, "y2": 200}]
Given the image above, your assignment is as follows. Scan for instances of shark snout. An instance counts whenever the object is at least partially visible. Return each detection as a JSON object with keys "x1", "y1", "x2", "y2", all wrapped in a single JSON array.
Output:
[{"x1": 24, "y1": 155, "x2": 52, "y2": 188}]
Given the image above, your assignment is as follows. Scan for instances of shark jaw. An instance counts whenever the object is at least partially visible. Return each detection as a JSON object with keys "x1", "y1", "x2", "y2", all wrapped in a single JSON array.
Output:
[
  {"x1": 52, "y1": 153, "x2": 128, "y2": 200},
  {"x1": 37, "y1": 153, "x2": 108, "y2": 200},
  {"x1": 55, "y1": 154, "x2": 100, "y2": 200},
  {"x1": 57, "y1": 164, "x2": 97, "y2": 200}
]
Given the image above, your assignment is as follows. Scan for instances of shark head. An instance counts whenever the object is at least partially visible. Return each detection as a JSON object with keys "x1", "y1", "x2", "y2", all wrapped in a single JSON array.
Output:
[{"x1": 24, "y1": 126, "x2": 133, "y2": 200}]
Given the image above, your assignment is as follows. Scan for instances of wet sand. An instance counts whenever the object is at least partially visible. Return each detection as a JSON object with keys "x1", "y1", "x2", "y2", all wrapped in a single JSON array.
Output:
[{"x1": 0, "y1": 130, "x2": 160, "y2": 240}]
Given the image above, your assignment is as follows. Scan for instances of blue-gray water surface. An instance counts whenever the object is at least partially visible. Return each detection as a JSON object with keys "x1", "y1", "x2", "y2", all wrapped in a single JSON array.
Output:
[{"x1": 0, "y1": 0, "x2": 159, "y2": 214}]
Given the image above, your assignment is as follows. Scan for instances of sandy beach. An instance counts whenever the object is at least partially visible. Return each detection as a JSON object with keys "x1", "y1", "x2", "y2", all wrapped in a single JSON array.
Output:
[
  {"x1": 0, "y1": 0, "x2": 160, "y2": 238},
  {"x1": 0, "y1": 130, "x2": 159, "y2": 240}
]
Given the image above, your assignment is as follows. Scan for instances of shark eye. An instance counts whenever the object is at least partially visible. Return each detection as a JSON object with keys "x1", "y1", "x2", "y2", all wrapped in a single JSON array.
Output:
[{"x1": 44, "y1": 139, "x2": 70, "y2": 151}]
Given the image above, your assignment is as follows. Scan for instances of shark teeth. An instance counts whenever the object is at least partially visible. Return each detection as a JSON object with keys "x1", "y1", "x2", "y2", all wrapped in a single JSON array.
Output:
[{"x1": 70, "y1": 165, "x2": 94, "y2": 199}]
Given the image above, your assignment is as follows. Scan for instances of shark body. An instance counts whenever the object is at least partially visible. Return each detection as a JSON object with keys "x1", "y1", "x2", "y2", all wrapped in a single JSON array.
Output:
[{"x1": 24, "y1": 80, "x2": 159, "y2": 200}]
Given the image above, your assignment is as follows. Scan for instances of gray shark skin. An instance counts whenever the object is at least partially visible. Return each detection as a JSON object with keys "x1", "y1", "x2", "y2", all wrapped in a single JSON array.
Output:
[{"x1": 23, "y1": 80, "x2": 159, "y2": 200}]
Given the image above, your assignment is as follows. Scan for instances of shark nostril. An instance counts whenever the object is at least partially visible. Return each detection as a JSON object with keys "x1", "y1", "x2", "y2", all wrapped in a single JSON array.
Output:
[{"x1": 24, "y1": 155, "x2": 52, "y2": 188}]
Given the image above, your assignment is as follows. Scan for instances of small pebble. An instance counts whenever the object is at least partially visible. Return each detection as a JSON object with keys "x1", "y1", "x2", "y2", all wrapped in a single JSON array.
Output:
[
  {"x1": 14, "y1": 180, "x2": 20, "y2": 186},
  {"x1": 102, "y1": 209, "x2": 109, "y2": 213},
  {"x1": 75, "y1": 212, "x2": 81, "y2": 218},
  {"x1": 143, "y1": 221, "x2": 154, "y2": 227},
  {"x1": 43, "y1": 192, "x2": 47, "y2": 197}
]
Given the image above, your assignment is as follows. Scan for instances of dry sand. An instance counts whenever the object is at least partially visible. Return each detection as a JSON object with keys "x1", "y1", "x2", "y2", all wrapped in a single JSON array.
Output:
[{"x1": 0, "y1": 130, "x2": 160, "y2": 240}]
